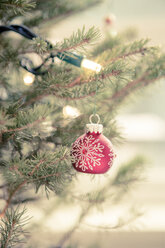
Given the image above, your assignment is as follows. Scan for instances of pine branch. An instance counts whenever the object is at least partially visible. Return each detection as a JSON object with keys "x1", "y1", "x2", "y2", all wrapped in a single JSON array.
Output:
[
  {"x1": 0, "y1": 0, "x2": 36, "y2": 15},
  {"x1": 22, "y1": 93, "x2": 50, "y2": 107},
  {"x1": 30, "y1": 26, "x2": 101, "y2": 55},
  {"x1": 112, "y1": 156, "x2": 146, "y2": 192},
  {"x1": 0, "y1": 181, "x2": 27, "y2": 219},
  {"x1": 110, "y1": 72, "x2": 149, "y2": 101},
  {"x1": 0, "y1": 207, "x2": 30, "y2": 248},
  {"x1": 46, "y1": 69, "x2": 121, "y2": 90},
  {"x1": 1, "y1": 117, "x2": 45, "y2": 134},
  {"x1": 110, "y1": 72, "x2": 165, "y2": 105},
  {"x1": 0, "y1": 104, "x2": 55, "y2": 146},
  {"x1": 97, "y1": 53, "x2": 165, "y2": 107},
  {"x1": 65, "y1": 70, "x2": 121, "y2": 88},
  {"x1": 0, "y1": 159, "x2": 44, "y2": 218},
  {"x1": 3, "y1": 219, "x2": 16, "y2": 248},
  {"x1": 0, "y1": 148, "x2": 73, "y2": 217},
  {"x1": 108, "y1": 47, "x2": 147, "y2": 63},
  {"x1": 21, "y1": 59, "x2": 128, "y2": 106},
  {"x1": 24, "y1": 90, "x2": 96, "y2": 105},
  {"x1": 0, "y1": 110, "x2": 15, "y2": 132},
  {"x1": 57, "y1": 26, "x2": 101, "y2": 53},
  {"x1": 101, "y1": 39, "x2": 152, "y2": 64}
]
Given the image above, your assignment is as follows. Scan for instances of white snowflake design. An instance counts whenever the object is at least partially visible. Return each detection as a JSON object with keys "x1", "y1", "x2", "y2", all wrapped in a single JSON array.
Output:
[
  {"x1": 71, "y1": 135, "x2": 104, "y2": 172},
  {"x1": 108, "y1": 146, "x2": 116, "y2": 168}
]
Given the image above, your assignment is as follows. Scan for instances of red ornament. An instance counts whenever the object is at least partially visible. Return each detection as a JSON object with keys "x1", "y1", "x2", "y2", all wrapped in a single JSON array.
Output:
[
  {"x1": 105, "y1": 16, "x2": 113, "y2": 25},
  {"x1": 104, "y1": 14, "x2": 116, "y2": 26},
  {"x1": 71, "y1": 114, "x2": 116, "y2": 174}
]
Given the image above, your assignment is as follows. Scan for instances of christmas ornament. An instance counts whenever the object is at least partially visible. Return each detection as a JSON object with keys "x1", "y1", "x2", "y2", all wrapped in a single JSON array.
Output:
[
  {"x1": 71, "y1": 114, "x2": 116, "y2": 174},
  {"x1": 104, "y1": 13, "x2": 116, "y2": 26},
  {"x1": 104, "y1": 13, "x2": 117, "y2": 37}
]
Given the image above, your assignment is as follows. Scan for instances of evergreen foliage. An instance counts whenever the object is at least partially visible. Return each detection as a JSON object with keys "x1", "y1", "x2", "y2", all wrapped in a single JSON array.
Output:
[
  {"x1": 0, "y1": 0, "x2": 165, "y2": 247},
  {"x1": 0, "y1": 207, "x2": 30, "y2": 248}
]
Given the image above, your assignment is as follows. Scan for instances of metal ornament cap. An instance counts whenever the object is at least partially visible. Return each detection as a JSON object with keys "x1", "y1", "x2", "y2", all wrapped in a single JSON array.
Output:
[
  {"x1": 86, "y1": 123, "x2": 103, "y2": 133},
  {"x1": 86, "y1": 114, "x2": 103, "y2": 133}
]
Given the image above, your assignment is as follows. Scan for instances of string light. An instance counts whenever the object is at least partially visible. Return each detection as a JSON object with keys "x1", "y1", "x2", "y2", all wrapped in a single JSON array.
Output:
[
  {"x1": 0, "y1": 25, "x2": 102, "y2": 74},
  {"x1": 63, "y1": 105, "x2": 80, "y2": 118},
  {"x1": 81, "y1": 59, "x2": 102, "y2": 72},
  {"x1": 23, "y1": 72, "x2": 35, "y2": 85},
  {"x1": 57, "y1": 52, "x2": 102, "y2": 73}
]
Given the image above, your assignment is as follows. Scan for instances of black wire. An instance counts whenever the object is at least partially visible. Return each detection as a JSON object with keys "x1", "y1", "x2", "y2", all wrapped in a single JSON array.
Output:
[
  {"x1": 0, "y1": 24, "x2": 37, "y2": 40},
  {"x1": 0, "y1": 24, "x2": 54, "y2": 75},
  {"x1": 0, "y1": 24, "x2": 84, "y2": 75},
  {"x1": 20, "y1": 54, "x2": 54, "y2": 75}
]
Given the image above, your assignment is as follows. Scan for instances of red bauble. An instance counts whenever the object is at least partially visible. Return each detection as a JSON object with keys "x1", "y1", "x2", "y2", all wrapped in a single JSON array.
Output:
[
  {"x1": 71, "y1": 115, "x2": 116, "y2": 174},
  {"x1": 104, "y1": 14, "x2": 116, "y2": 26}
]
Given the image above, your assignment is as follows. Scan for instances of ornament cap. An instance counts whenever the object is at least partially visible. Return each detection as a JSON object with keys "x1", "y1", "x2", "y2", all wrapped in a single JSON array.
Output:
[
  {"x1": 86, "y1": 123, "x2": 103, "y2": 133},
  {"x1": 86, "y1": 114, "x2": 103, "y2": 133}
]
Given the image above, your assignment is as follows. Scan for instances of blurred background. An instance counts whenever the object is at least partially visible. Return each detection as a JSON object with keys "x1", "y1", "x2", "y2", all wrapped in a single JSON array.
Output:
[{"x1": 22, "y1": 0, "x2": 165, "y2": 247}]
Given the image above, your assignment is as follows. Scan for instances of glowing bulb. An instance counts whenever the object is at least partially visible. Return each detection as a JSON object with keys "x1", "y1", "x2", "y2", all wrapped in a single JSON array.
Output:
[
  {"x1": 23, "y1": 73, "x2": 35, "y2": 85},
  {"x1": 110, "y1": 29, "x2": 118, "y2": 37},
  {"x1": 81, "y1": 59, "x2": 102, "y2": 72},
  {"x1": 63, "y1": 105, "x2": 80, "y2": 118}
]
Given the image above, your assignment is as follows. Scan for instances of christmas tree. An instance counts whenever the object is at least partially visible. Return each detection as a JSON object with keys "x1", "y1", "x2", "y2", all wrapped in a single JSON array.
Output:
[{"x1": 0, "y1": 0, "x2": 165, "y2": 247}]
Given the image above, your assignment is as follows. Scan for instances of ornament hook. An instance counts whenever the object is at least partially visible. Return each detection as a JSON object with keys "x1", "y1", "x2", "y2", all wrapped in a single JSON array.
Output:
[{"x1": 89, "y1": 114, "x2": 100, "y2": 124}]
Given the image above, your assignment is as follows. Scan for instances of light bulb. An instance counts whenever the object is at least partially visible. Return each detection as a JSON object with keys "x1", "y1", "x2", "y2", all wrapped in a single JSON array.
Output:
[
  {"x1": 110, "y1": 29, "x2": 118, "y2": 37},
  {"x1": 23, "y1": 73, "x2": 35, "y2": 85},
  {"x1": 63, "y1": 105, "x2": 80, "y2": 118},
  {"x1": 81, "y1": 59, "x2": 102, "y2": 73}
]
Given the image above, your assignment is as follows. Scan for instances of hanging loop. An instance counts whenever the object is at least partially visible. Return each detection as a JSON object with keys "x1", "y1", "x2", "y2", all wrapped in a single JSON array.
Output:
[{"x1": 89, "y1": 114, "x2": 100, "y2": 124}]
